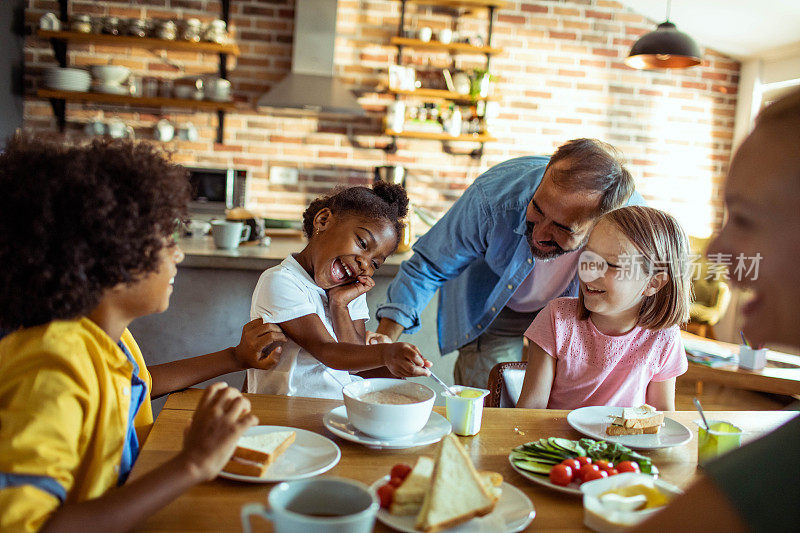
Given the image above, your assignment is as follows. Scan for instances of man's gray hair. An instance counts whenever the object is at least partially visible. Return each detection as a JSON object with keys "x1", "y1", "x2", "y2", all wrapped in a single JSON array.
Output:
[{"x1": 548, "y1": 138, "x2": 635, "y2": 215}]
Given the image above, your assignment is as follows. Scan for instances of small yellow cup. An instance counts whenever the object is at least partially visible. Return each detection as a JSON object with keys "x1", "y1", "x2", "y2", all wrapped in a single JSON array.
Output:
[
  {"x1": 444, "y1": 386, "x2": 489, "y2": 436},
  {"x1": 696, "y1": 420, "x2": 742, "y2": 466}
]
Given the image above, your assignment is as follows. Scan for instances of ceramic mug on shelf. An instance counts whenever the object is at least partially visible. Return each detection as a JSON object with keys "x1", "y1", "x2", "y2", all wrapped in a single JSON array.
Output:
[
  {"x1": 84, "y1": 119, "x2": 106, "y2": 136},
  {"x1": 240, "y1": 477, "x2": 378, "y2": 533},
  {"x1": 154, "y1": 119, "x2": 175, "y2": 142},
  {"x1": 418, "y1": 26, "x2": 432, "y2": 42},
  {"x1": 107, "y1": 118, "x2": 134, "y2": 139},
  {"x1": 211, "y1": 220, "x2": 250, "y2": 249}
]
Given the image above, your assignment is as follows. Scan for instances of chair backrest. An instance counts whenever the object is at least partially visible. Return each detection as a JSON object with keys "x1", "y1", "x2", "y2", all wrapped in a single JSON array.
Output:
[{"x1": 486, "y1": 361, "x2": 528, "y2": 408}]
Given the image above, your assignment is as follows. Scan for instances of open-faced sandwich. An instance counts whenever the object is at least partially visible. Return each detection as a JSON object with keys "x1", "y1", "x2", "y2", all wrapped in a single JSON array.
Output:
[
  {"x1": 606, "y1": 404, "x2": 664, "y2": 436},
  {"x1": 377, "y1": 434, "x2": 502, "y2": 533},
  {"x1": 222, "y1": 430, "x2": 296, "y2": 477}
]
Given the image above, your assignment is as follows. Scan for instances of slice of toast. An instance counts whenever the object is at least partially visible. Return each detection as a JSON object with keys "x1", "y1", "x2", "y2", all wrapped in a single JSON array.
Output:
[
  {"x1": 389, "y1": 457, "x2": 503, "y2": 516},
  {"x1": 390, "y1": 456, "x2": 435, "y2": 514},
  {"x1": 606, "y1": 424, "x2": 661, "y2": 436},
  {"x1": 415, "y1": 434, "x2": 496, "y2": 533},
  {"x1": 222, "y1": 430, "x2": 296, "y2": 477}
]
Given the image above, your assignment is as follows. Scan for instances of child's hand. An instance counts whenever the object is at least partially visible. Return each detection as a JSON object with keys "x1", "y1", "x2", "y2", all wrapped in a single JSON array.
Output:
[
  {"x1": 327, "y1": 275, "x2": 375, "y2": 307},
  {"x1": 380, "y1": 342, "x2": 432, "y2": 377},
  {"x1": 233, "y1": 318, "x2": 288, "y2": 370},
  {"x1": 179, "y1": 382, "x2": 258, "y2": 482}
]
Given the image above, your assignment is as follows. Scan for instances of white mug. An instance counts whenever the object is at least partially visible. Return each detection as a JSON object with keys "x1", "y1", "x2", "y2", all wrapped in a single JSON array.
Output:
[
  {"x1": 179, "y1": 122, "x2": 199, "y2": 142},
  {"x1": 107, "y1": 119, "x2": 133, "y2": 139},
  {"x1": 439, "y1": 28, "x2": 452, "y2": 44},
  {"x1": 154, "y1": 119, "x2": 174, "y2": 142},
  {"x1": 84, "y1": 120, "x2": 106, "y2": 136},
  {"x1": 241, "y1": 477, "x2": 378, "y2": 533},
  {"x1": 418, "y1": 26, "x2": 432, "y2": 42},
  {"x1": 211, "y1": 220, "x2": 250, "y2": 249}
]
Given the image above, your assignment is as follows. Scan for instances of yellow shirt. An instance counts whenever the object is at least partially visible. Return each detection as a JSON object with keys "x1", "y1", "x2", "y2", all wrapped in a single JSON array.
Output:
[{"x1": 0, "y1": 318, "x2": 153, "y2": 532}]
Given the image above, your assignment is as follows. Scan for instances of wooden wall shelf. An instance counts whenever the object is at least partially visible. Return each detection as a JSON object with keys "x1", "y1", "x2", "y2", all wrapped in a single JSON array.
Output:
[
  {"x1": 37, "y1": 89, "x2": 237, "y2": 111},
  {"x1": 385, "y1": 129, "x2": 496, "y2": 143},
  {"x1": 403, "y1": 0, "x2": 507, "y2": 8},
  {"x1": 390, "y1": 37, "x2": 502, "y2": 55},
  {"x1": 37, "y1": 29, "x2": 241, "y2": 56},
  {"x1": 389, "y1": 88, "x2": 492, "y2": 102}
]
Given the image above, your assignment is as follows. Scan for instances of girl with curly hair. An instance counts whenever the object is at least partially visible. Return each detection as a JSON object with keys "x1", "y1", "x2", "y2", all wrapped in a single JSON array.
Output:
[
  {"x1": 247, "y1": 182, "x2": 431, "y2": 399},
  {"x1": 0, "y1": 135, "x2": 286, "y2": 531}
]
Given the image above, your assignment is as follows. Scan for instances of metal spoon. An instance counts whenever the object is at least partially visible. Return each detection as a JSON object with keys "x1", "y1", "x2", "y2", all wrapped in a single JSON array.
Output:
[
  {"x1": 693, "y1": 397, "x2": 710, "y2": 430},
  {"x1": 428, "y1": 370, "x2": 457, "y2": 397}
]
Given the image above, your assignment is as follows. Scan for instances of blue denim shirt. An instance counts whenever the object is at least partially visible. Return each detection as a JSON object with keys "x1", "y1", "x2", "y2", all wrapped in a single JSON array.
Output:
[{"x1": 376, "y1": 156, "x2": 644, "y2": 354}]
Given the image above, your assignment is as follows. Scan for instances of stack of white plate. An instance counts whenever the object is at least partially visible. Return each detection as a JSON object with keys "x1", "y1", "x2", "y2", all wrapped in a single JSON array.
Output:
[{"x1": 44, "y1": 67, "x2": 91, "y2": 92}]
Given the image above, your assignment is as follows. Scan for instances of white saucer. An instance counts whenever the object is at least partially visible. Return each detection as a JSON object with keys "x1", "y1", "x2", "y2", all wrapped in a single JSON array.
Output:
[
  {"x1": 567, "y1": 406, "x2": 693, "y2": 450},
  {"x1": 323, "y1": 405, "x2": 451, "y2": 450},
  {"x1": 217, "y1": 425, "x2": 340, "y2": 483},
  {"x1": 370, "y1": 475, "x2": 535, "y2": 533}
]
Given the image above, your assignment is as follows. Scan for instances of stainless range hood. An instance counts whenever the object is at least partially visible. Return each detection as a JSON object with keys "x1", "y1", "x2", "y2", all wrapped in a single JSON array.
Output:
[{"x1": 257, "y1": 0, "x2": 365, "y2": 115}]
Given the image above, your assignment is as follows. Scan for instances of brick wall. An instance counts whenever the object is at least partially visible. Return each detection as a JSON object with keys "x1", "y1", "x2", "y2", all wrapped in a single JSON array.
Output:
[{"x1": 22, "y1": 0, "x2": 739, "y2": 237}]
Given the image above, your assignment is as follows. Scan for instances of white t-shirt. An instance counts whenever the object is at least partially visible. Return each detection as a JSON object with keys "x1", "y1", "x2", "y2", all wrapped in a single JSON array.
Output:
[
  {"x1": 247, "y1": 254, "x2": 369, "y2": 399},
  {"x1": 506, "y1": 249, "x2": 581, "y2": 313}
]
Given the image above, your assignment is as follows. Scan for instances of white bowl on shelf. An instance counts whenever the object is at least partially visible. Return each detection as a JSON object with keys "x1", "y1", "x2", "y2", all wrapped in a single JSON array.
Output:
[{"x1": 90, "y1": 65, "x2": 130, "y2": 85}]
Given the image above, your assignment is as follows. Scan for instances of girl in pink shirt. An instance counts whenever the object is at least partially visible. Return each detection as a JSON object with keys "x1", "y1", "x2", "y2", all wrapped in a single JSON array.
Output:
[{"x1": 517, "y1": 206, "x2": 691, "y2": 410}]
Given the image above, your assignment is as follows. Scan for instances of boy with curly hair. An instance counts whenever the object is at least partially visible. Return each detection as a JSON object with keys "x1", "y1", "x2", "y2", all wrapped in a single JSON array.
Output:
[{"x1": 0, "y1": 135, "x2": 286, "y2": 531}]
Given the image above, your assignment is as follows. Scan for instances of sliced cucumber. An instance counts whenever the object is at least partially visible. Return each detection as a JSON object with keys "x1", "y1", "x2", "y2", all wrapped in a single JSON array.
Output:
[{"x1": 512, "y1": 460, "x2": 553, "y2": 475}]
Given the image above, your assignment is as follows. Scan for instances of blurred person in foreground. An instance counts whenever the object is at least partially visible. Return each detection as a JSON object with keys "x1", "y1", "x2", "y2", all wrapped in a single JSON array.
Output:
[
  {"x1": 631, "y1": 89, "x2": 800, "y2": 533},
  {"x1": 0, "y1": 136, "x2": 286, "y2": 532}
]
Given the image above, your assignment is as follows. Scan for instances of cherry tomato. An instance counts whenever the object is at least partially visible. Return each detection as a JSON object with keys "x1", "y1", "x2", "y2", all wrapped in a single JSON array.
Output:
[
  {"x1": 616, "y1": 461, "x2": 640, "y2": 473},
  {"x1": 388, "y1": 476, "x2": 404, "y2": 487},
  {"x1": 577, "y1": 456, "x2": 592, "y2": 467},
  {"x1": 583, "y1": 468, "x2": 609, "y2": 482},
  {"x1": 390, "y1": 463, "x2": 413, "y2": 481},
  {"x1": 608, "y1": 468, "x2": 619, "y2": 476},
  {"x1": 579, "y1": 463, "x2": 600, "y2": 481},
  {"x1": 561, "y1": 458, "x2": 581, "y2": 471},
  {"x1": 549, "y1": 464, "x2": 573, "y2": 486},
  {"x1": 377, "y1": 484, "x2": 395, "y2": 508},
  {"x1": 595, "y1": 460, "x2": 614, "y2": 471}
]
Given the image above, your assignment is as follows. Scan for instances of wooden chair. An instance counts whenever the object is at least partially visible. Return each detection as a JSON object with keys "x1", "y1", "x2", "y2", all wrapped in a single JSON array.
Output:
[{"x1": 486, "y1": 361, "x2": 527, "y2": 408}]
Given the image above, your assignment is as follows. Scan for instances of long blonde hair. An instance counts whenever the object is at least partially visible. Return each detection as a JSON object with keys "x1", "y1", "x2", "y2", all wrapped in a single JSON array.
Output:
[{"x1": 578, "y1": 206, "x2": 692, "y2": 329}]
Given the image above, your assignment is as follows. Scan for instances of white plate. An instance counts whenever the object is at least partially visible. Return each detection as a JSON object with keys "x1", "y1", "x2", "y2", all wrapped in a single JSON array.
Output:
[
  {"x1": 567, "y1": 406, "x2": 692, "y2": 450},
  {"x1": 370, "y1": 475, "x2": 534, "y2": 533},
  {"x1": 217, "y1": 425, "x2": 340, "y2": 483},
  {"x1": 508, "y1": 456, "x2": 582, "y2": 496},
  {"x1": 323, "y1": 405, "x2": 451, "y2": 450}
]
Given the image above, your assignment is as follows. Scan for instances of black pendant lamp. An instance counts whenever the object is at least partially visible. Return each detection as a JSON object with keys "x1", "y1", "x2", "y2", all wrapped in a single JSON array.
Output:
[{"x1": 625, "y1": 0, "x2": 702, "y2": 70}]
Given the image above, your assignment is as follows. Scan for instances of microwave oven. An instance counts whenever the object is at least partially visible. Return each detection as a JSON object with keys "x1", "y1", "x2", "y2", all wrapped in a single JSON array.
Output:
[{"x1": 186, "y1": 167, "x2": 247, "y2": 216}]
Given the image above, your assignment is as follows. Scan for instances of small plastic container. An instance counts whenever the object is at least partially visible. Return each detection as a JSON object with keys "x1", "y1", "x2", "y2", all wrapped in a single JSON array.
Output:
[
  {"x1": 738, "y1": 344, "x2": 767, "y2": 370},
  {"x1": 581, "y1": 472, "x2": 682, "y2": 533},
  {"x1": 444, "y1": 385, "x2": 489, "y2": 436},
  {"x1": 696, "y1": 420, "x2": 742, "y2": 466}
]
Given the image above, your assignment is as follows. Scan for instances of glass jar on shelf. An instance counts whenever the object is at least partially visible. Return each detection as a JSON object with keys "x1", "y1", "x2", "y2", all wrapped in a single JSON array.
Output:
[
  {"x1": 203, "y1": 19, "x2": 228, "y2": 43},
  {"x1": 155, "y1": 20, "x2": 177, "y2": 41},
  {"x1": 181, "y1": 18, "x2": 202, "y2": 42},
  {"x1": 126, "y1": 18, "x2": 148, "y2": 38},
  {"x1": 70, "y1": 15, "x2": 92, "y2": 34},
  {"x1": 101, "y1": 16, "x2": 120, "y2": 36}
]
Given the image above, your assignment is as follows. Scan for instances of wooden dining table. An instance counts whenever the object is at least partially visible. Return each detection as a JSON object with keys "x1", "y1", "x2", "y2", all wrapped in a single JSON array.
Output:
[
  {"x1": 681, "y1": 331, "x2": 800, "y2": 396},
  {"x1": 130, "y1": 389, "x2": 797, "y2": 532}
]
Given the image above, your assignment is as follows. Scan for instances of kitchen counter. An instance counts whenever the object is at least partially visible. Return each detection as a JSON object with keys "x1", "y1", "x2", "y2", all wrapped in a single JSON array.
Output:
[{"x1": 179, "y1": 235, "x2": 411, "y2": 275}]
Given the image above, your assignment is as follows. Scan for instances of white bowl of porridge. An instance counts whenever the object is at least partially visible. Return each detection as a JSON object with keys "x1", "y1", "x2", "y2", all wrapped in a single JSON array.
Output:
[{"x1": 342, "y1": 378, "x2": 435, "y2": 439}]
